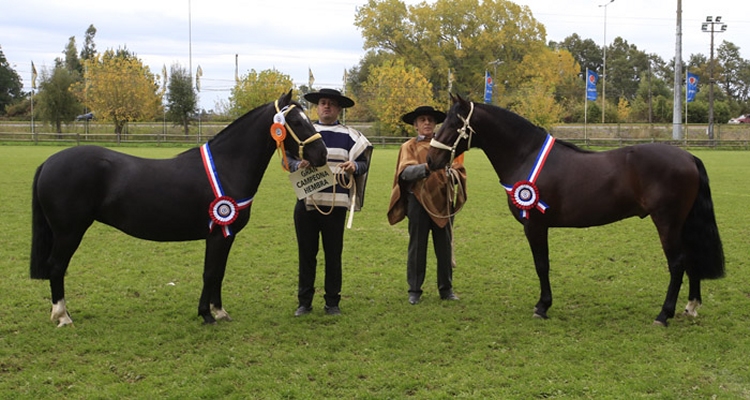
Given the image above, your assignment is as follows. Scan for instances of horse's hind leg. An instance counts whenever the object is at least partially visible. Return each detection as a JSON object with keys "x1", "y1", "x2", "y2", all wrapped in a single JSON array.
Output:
[
  {"x1": 199, "y1": 235, "x2": 235, "y2": 324},
  {"x1": 48, "y1": 233, "x2": 87, "y2": 327},
  {"x1": 652, "y1": 215, "x2": 687, "y2": 327},
  {"x1": 683, "y1": 277, "x2": 701, "y2": 317}
]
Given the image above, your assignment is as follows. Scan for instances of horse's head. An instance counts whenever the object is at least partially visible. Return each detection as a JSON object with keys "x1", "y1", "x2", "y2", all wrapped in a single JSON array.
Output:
[
  {"x1": 274, "y1": 90, "x2": 328, "y2": 167},
  {"x1": 427, "y1": 94, "x2": 474, "y2": 171}
]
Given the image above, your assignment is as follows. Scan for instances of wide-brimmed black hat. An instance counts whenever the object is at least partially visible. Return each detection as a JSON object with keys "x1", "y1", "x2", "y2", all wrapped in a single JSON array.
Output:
[
  {"x1": 401, "y1": 105, "x2": 447, "y2": 125},
  {"x1": 304, "y1": 88, "x2": 355, "y2": 108}
]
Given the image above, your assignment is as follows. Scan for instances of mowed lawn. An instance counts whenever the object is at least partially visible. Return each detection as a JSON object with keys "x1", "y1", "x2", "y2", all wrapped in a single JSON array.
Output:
[{"x1": 1, "y1": 144, "x2": 749, "y2": 399}]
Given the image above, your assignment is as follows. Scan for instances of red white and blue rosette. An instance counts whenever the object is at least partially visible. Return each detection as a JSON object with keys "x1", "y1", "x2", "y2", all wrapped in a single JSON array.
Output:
[
  {"x1": 510, "y1": 180, "x2": 539, "y2": 211},
  {"x1": 209, "y1": 196, "x2": 239, "y2": 226},
  {"x1": 201, "y1": 143, "x2": 254, "y2": 237},
  {"x1": 501, "y1": 134, "x2": 555, "y2": 219}
]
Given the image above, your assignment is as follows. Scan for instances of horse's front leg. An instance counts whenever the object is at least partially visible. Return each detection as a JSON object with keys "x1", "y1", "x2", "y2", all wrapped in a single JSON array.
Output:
[
  {"x1": 198, "y1": 234, "x2": 235, "y2": 324},
  {"x1": 524, "y1": 223, "x2": 552, "y2": 319}
]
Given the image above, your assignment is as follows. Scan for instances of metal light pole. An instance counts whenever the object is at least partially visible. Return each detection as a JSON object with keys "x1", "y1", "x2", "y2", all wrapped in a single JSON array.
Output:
[
  {"x1": 599, "y1": 0, "x2": 615, "y2": 123},
  {"x1": 702, "y1": 16, "x2": 727, "y2": 141},
  {"x1": 188, "y1": 0, "x2": 193, "y2": 87}
]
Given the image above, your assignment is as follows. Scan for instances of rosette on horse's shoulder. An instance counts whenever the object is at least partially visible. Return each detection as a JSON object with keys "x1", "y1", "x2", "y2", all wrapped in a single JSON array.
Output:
[
  {"x1": 511, "y1": 181, "x2": 539, "y2": 210},
  {"x1": 209, "y1": 196, "x2": 239, "y2": 226}
]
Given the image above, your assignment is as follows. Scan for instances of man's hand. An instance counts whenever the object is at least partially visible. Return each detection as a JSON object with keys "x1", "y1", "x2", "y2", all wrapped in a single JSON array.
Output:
[
  {"x1": 298, "y1": 160, "x2": 311, "y2": 169},
  {"x1": 339, "y1": 161, "x2": 357, "y2": 174}
]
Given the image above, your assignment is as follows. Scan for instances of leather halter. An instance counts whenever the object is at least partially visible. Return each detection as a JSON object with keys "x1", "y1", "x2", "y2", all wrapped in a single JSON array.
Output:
[
  {"x1": 274, "y1": 100, "x2": 322, "y2": 160},
  {"x1": 429, "y1": 101, "x2": 475, "y2": 166}
]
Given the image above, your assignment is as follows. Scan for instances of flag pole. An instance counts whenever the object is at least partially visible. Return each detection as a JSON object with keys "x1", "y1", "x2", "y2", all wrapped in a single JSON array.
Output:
[
  {"x1": 31, "y1": 61, "x2": 37, "y2": 142},
  {"x1": 584, "y1": 68, "x2": 588, "y2": 145},
  {"x1": 685, "y1": 67, "x2": 689, "y2": 141}
]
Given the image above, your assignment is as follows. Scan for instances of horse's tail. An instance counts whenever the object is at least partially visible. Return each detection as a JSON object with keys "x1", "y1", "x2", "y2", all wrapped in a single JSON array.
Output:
[
  {"x1": 682, "y1": 156, "x2": 725, "y2": 280},
  {"x1": 30, "y1": 164, "x2": 53, "y2": 280}
]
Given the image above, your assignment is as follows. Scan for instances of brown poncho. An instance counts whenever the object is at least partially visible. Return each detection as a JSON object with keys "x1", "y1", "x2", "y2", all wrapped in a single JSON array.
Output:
[{"x1": 387, "y1": 138, "x2": 467, "y2": 228}]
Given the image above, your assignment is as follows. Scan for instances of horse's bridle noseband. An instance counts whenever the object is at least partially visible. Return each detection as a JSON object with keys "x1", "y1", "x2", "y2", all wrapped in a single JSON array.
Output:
[
  {"x1": 274, "y1": 100, "x2": 322, "y2": 160},
  {"x1": 429, "y1": 101, "x2": 475, "y2": 165}
]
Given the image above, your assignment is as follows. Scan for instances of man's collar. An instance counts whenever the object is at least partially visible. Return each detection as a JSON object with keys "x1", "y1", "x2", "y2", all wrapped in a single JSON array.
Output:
[{"x1": 316, "y1": 120, "x2": 340, "y2": 126}]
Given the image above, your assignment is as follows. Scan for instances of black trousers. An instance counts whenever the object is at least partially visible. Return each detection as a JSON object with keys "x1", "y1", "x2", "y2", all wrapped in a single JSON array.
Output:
[
  {"x1": 406, "y1": 193, "x2": 453, "y2": 297},
  {"x1": 294, "y1": 200, "x2": 347, "y2": 308}
]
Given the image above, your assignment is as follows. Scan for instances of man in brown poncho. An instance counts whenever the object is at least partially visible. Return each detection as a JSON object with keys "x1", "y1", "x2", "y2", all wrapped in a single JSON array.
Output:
[{"x1": 387, "y1": 106, "x2": 467, "y2": 305}]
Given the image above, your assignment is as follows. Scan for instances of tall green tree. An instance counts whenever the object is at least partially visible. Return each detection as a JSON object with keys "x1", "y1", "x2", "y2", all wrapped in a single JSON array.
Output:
[
  {"x1": 0, "y1": 46, "x2": 24, "y2": 115},
  {"x1": 80, "y1": 25, "x2": 97, "y2": 62},
  {"x1": 35, "y1": 65, "x2": 80, "y2": 134},
  {"x1": 63, "y1": 36, "x2": 82, "y2": 75},
  {"x1": 166, "y1": 63, "x2": 197, "y2": 136},
  {"x1": 717, "y1": 41, "x2": 750, "y2": 104},
  {"x1": 605, "y1": 37, "x2": 650, "y2": 102},
  {"x1": 229, "y1": 68, "x2": 292, "y2": 118},
  {"x1": 551, "y1": 34, "x2": 602, "y2": 73}
]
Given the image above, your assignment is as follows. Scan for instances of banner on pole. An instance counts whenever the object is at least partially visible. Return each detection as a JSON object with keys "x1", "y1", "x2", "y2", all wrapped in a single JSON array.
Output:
[
  {"x1": 484, "y1": 70, "x2": 493, "y2": 104},
  {"x1": 586, "y1": 69, "x2": 598, "y2": 101},
  {"x1": 686, "y1": 72, "x2": 699, "y2": 103}
]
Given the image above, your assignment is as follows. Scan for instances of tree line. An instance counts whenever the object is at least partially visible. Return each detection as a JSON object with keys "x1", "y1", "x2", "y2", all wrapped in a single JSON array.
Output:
[{"x1": 1, "y1": 0, "x2": 749, "y2": 137}]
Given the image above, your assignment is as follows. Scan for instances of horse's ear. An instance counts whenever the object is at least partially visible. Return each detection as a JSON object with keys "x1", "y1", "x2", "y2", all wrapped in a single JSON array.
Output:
[
  {"x1": 279, "y1": 90, "x2": 293, "y2": 106},
  {"x1": 450, "y1": 93, "x2": 458, "y2": 104},
  {"x1": 455, "y1": 94, "x2": 470, "y2": 110}
]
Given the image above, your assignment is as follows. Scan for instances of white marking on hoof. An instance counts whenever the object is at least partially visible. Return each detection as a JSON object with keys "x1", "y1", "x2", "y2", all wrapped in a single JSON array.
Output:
[
  {"x1": 51, "y1": 299, "x2": 73, "y2": 327},
  {"x1": 683, "y1": 299, "x2": 701, "y2": 317},
  {"x1": 210, "y1": 304, "x2": 233, "y2": 321}
]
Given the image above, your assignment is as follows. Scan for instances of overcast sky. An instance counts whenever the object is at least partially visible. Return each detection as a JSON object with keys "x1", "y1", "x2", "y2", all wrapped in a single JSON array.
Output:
[{"x1": 1, "y1": 0, "x2": 747, "y2": 110}]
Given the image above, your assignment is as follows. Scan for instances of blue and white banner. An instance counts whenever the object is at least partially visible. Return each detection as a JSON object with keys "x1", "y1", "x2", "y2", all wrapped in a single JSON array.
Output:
[
  {"x1": 686, "y1": 72, "x2": 699, "y2": 103},
  {"x1": 586, "y1": 69, "x2": 598, "y2": 101},
  {"x1": 484, "y1": 70, "x2": 493, "y2": 104}
]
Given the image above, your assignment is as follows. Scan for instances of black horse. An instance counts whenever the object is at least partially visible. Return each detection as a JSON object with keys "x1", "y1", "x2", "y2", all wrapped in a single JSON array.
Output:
[
  {"x1": 30, "y1": 91, "x2": 328, "y2": 326},
  {"x1": 427, "y1": 95, "x2": 725, "y2": 326}
]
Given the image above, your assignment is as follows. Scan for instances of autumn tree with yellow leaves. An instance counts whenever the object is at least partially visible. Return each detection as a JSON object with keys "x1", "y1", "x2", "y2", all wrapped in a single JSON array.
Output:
[
  {"x1": 229, "y1": 69, "x2": 293, "y2": 119},
  {"x1": 75, "y1": 48, "x2": 162, "y2": 141},
  {"x1": 361, "y1": 59, "x2": 436, "y2": 135}
]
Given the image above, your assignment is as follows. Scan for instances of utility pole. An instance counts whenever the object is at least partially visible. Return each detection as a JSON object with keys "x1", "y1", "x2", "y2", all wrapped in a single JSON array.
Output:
[{"x1": 672, "y1": 0, "x2": 683, "y2": 139}]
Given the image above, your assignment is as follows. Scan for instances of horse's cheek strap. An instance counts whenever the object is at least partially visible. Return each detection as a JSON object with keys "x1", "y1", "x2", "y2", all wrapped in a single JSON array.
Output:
[{"x1": 429, "y1": 138, "x2": 453, "y2": 151}]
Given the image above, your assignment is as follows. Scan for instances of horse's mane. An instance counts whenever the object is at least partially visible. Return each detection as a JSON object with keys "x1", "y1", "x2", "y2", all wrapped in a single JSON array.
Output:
[
  {"x1": 477, "y1": 102, "x2": 593, "y2": 154},
  {"x1": 208, "y1": 101, "x2": 274, "y2": 145},
  {"x1": 174, "y1": 101, "x2": 278, "y2": 158},
  {"x1": 555, "y1": 138, "x2": 594, "y2": 153}
]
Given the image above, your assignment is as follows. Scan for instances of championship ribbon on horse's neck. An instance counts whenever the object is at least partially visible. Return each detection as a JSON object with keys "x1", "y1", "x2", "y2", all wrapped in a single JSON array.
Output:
[
  {"x1": 200, "y1": 143, "x2": 254, "y2": 237},
  {"x1": 501, "y1": 134, "x2": 555, "y2": 219}
]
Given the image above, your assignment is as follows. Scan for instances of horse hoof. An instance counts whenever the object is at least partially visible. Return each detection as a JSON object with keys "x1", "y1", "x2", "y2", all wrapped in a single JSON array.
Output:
[
  {"x1": 652, "y1": 320, "x2": 667, "y2": 327},
  {"x1": 211, "y1": 306, "x2": 233, "y2": 322},
  {"x1": 532, "y1": 312, "x2": 548, "y2": 319},
  {"x1": 683, "y1": 309, "x2": 698, "y2": 318},
  {"x1": 56, "y1": 319, "x2": 73, "y2": 328},
  {"x1": 683, "y1": 300, "x2": 700, "y2": 317}
]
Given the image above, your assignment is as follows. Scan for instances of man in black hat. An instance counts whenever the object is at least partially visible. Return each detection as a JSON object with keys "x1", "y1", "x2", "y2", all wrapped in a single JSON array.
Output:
[
  {"x1": 387, "y1": 105, "x2": 467, "y2": 305},
  {"x1": 287, "y1": 88, "x2": 372, "y2": 317}
]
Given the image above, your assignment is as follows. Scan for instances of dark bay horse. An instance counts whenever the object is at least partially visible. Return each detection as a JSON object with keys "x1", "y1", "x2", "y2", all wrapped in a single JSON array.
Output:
[
  {"x1": 30, "y1": 91, "x2": 328, "y2": 326},
  {"x1": 427, "y1": 95, "x2": 724, "y2": 326}
]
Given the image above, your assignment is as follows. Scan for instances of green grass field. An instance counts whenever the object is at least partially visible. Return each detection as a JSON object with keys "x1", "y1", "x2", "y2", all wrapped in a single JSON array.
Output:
[{"x1": 1, "y1": 144, "x2": 749, "y2": 399}]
